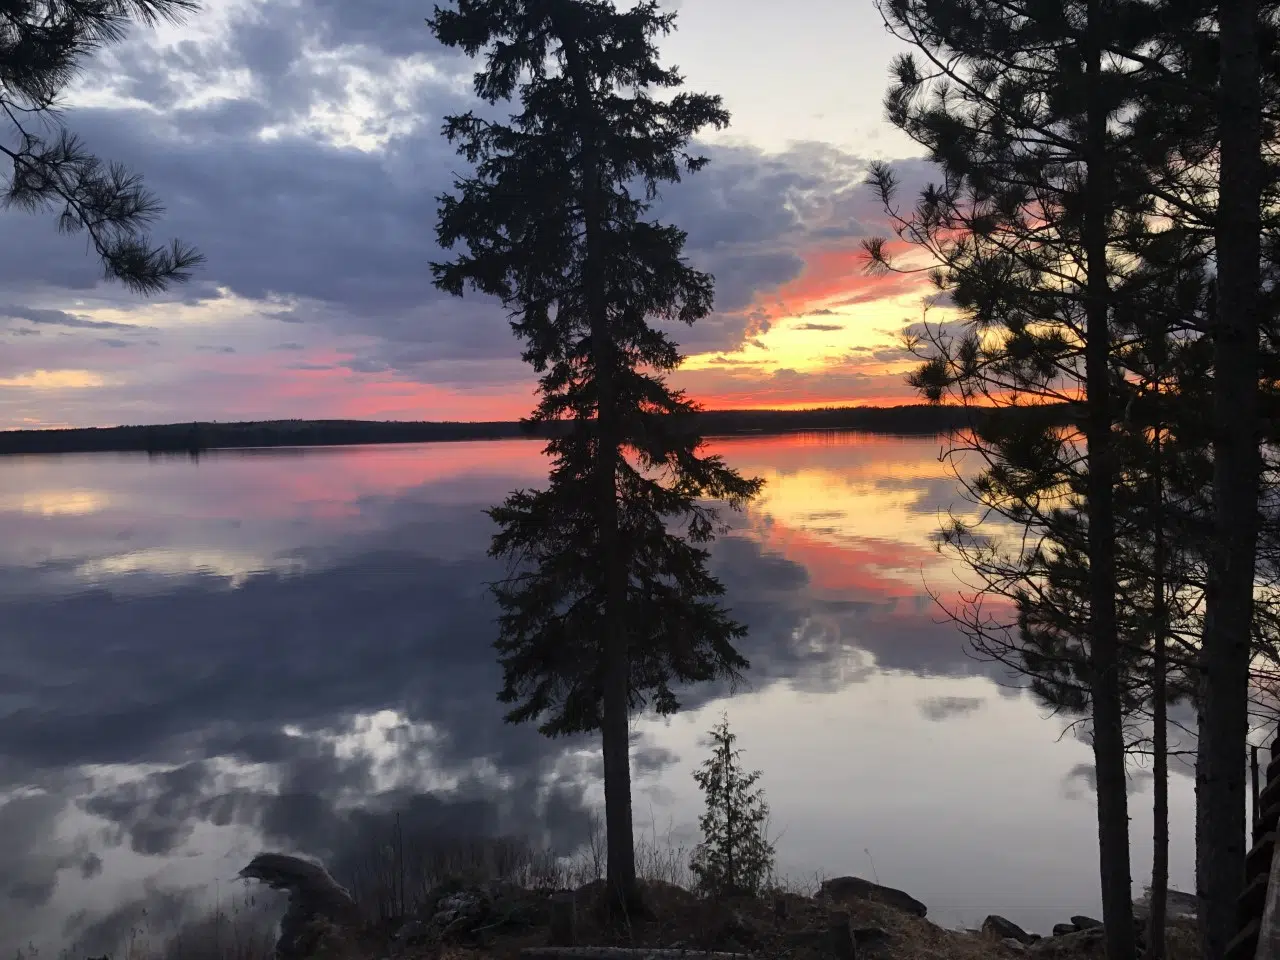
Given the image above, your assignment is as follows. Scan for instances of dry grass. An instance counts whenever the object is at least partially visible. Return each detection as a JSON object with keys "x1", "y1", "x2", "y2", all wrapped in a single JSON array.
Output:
[
  {"x1": 146, "y1": 908, "x2": 278, "y2": 960},
  {"x1": 61, "y1": 826, "x2": 1202, "y2": 960},
  {"x1": 414, "y1": 887, "x2": 1202, "y2": 960}
]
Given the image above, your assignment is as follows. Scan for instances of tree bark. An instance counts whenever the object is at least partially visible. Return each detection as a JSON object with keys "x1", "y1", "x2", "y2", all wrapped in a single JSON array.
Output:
[
  {"x1": 1198, "y1": 1, "x2": 1263, "y2": 958},
  {"x1": 1146, "y1": 423, "x2": 1168, "y2": 960},
  {"x1": 585, "y1": 109, "x2": 639, "y2": 926},
  {"x1": 558, "y1": 18, "x2": 640, "y2": 919},
  {"x1": 1083, "y1": 3, "x2": 1136, "y2": 957}
]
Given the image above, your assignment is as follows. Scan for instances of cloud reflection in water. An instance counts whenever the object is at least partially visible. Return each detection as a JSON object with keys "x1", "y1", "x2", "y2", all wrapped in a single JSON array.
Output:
[{"x1": 0, "y1": 434, "x2": 1195, "y2": 951}]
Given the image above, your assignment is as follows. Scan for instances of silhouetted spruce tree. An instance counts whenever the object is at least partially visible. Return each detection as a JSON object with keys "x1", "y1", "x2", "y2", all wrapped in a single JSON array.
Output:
[
  {"x1": 427, "y1": 0, "x2": 761, "y2": 917},
  {"x1": 0, "y1": 0, "x2": 203, "y2": 292},
  {"x1": 689, "y1": 714, "x2": 774, "y2": 899}
]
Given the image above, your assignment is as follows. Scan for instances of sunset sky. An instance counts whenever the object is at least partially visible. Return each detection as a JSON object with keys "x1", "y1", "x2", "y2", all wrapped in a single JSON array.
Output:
[{"x1": 0, "y1": 0, "x2": 947, "y2": 430}]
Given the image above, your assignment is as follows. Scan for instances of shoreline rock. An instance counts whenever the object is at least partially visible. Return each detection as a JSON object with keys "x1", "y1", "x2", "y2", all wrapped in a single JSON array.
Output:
[
  {"x1": 1069, "y1": 916, "x2": 1102, "y2": 931},
  {"x1": 239, "y1": 852, "x2": 361, "y2": 960},
  {"x1": 237, "y1": 853, "x2": 1202, "y2": 960},
  {"x1": 818, "y1": 876, "x2": 928, "y2": 918},
  {"x1": 982, "y1": 914, "x2": 1034, "y2": 944}
]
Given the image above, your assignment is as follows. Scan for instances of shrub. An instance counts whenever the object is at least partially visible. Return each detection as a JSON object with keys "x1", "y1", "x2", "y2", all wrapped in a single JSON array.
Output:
[{"x1": 689, "y1": 713, "x2": 774, "y2": 898}]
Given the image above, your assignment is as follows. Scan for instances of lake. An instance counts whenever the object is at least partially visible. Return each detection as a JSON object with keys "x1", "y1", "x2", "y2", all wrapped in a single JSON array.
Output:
[{"x1": 0, "y1": 432, "x2": 1196, "y2": 955}]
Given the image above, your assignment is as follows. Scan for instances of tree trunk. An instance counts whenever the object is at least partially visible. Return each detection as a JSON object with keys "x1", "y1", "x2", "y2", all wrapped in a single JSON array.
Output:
[
  {"x1": 1146, "y1": 424, "x2": 1168, "y2": 960},
  {"x1": 1198, "y1": 1, "x2": 1263, "y2": 957},
  {"x1": 558, "y1": 21, "x2": 640, "y2": 919},
  {"x1": 586, "y1": 121, "x2": 639, "y2": 925},
  {"x1": 1083, "y1": 3, "x2": 1136, "y2": 957}
]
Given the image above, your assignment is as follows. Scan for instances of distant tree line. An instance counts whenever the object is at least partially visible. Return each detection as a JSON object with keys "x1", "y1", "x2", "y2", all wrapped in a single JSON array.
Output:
[
  {"x1": 0, "y1": 418, "x2": 541, "y2": 455},
  {"x1": 0, "y1": 404, "x2": 1078, "y2": 456}
]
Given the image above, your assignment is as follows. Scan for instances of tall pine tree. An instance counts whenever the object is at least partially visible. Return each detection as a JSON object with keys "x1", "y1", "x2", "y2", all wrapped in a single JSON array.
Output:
[
  {"x1": 1200, "y1": 3, "x2": 1264, "y2": 955},
  {"x1": 428, "y1": 0, "x2": 761, "y2": 916},
  {"x1": 873, "y1": 2, "x2": 1280, "y2": 953},
  {"x1": 865, "y1": 0, "x2": 1168, "y2": 952},
  {"x1": 1097, "y1": 6, "x2": 1277, "y2": 953}
]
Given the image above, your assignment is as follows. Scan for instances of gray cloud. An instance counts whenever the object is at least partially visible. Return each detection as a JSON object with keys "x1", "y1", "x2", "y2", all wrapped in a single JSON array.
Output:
[
  {"x1": 1062, "y1": 761, "x2": 1156, "y2": 799},
  {"x1": 0, "y1": 305, "x2": 146, "y2": 332},
  {"x1": 0, "y1": 439, "x2": 1030, "y2": 951},
  {"x1": 0, "y1": 0, "x2": 936, "y2": 393},
  {"x1": 794, "y1": 322, "x2": 844, "y2": 332},
  {"x1": 917, "y1": 696, "x2": 984, "y2": 722}
]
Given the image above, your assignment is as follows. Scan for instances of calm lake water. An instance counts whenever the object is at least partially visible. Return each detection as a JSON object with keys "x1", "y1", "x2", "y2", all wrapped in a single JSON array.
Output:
[{"x1": 0, "y1": 432, "x2": 1196, "y2": 954}]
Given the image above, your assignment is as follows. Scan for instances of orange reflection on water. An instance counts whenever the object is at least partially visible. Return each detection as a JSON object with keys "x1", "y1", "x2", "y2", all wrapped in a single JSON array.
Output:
[
  {"x1": 231, "y1": 438, "x2": 548, "y2": 519},
  {"x1": 2, "y1": 432, "x2": 993, "y2": 610},
  {"x1": 752, "y1": 521, "x2": 936, "y2": 599}
]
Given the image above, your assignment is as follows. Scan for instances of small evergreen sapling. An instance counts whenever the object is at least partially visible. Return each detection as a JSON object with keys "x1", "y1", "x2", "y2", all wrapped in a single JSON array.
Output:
[{"x1": 689, "y1": 714, "x2": 774, "y2": 898}]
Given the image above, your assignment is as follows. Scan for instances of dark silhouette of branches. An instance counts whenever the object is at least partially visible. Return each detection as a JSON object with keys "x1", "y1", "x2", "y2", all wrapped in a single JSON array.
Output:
[{"x1": 0, "y1": 0, "x2": 204, "y2": 293}]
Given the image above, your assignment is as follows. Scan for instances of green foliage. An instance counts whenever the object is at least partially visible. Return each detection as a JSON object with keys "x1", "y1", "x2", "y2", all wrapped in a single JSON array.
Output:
[
  {"x1": 427, "y1": 0, "x2": 762, "y2": 737},
  {"x1": 0, "y1": 0, "x2": 204, "y2": 292},
  {"x1": 689, "y1": 714, "x2": 774, "y2": 899}
]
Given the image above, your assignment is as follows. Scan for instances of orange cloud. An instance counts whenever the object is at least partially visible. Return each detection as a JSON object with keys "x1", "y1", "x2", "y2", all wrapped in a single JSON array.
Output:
[
  {"x1": 5, "y1": 230, "x2": 950, "y2": 428},
  {"x1": 766, "y1": 242, "x2": 924, "y2": 316},
  {"x1": 672, "y1": 236, "x2": 947, "y2": 412},
  {"x1": 143, "y1": 348, "x2": 539, "y2": 427},
  {"x1": 676, "y1": 364, "x2": 918, "y2": 411}
]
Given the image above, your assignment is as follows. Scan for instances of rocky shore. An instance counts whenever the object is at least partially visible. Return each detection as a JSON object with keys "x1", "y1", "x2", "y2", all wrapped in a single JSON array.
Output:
[{"x1": 240, "y1": 854, "x2": 1201, "y2": 960}]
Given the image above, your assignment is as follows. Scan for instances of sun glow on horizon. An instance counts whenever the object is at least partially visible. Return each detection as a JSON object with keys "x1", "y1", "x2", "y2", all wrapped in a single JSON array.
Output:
[{"x1": 0, "y1": 369, "x2": 112, "y2": 390}]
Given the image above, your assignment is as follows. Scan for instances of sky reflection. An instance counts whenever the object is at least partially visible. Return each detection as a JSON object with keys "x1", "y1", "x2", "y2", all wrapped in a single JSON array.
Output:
[{"x1": 0, "y1": 434, "x2": 1194, "y2": 953}]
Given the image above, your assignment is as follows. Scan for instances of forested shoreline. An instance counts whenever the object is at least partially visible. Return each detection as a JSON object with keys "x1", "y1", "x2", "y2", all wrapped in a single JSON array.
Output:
[{"x1": 0, "y1": 403, "x2": 1078, "y2": 456}]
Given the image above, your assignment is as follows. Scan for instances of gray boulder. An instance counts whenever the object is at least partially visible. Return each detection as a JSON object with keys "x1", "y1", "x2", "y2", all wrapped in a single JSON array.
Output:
[
  {"x1": 983, "y1": 915, "x2": 1033, "y2": 944},
  {"x1": 1135, "y1": 887, "x2": 1198, "y2": 920},
  {"x1": 819, "y1": 876, "x2": 927, "y2": 918},
  {"x1": 1033, "y1": 926, "x2": 1105, "y2": 957},
  {"x1": 1052, "y1": 923, "x2": 1078, "y2": 937},
  {"x1": 239, "y1": 853, "x2": 360, "y2": 960},
  {"x1": 1070, "y1": 915, "x2": 1102, "y2": 930},
  {"x1": 431, "y1": 889, "x2": 488, "y2": 939}
]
